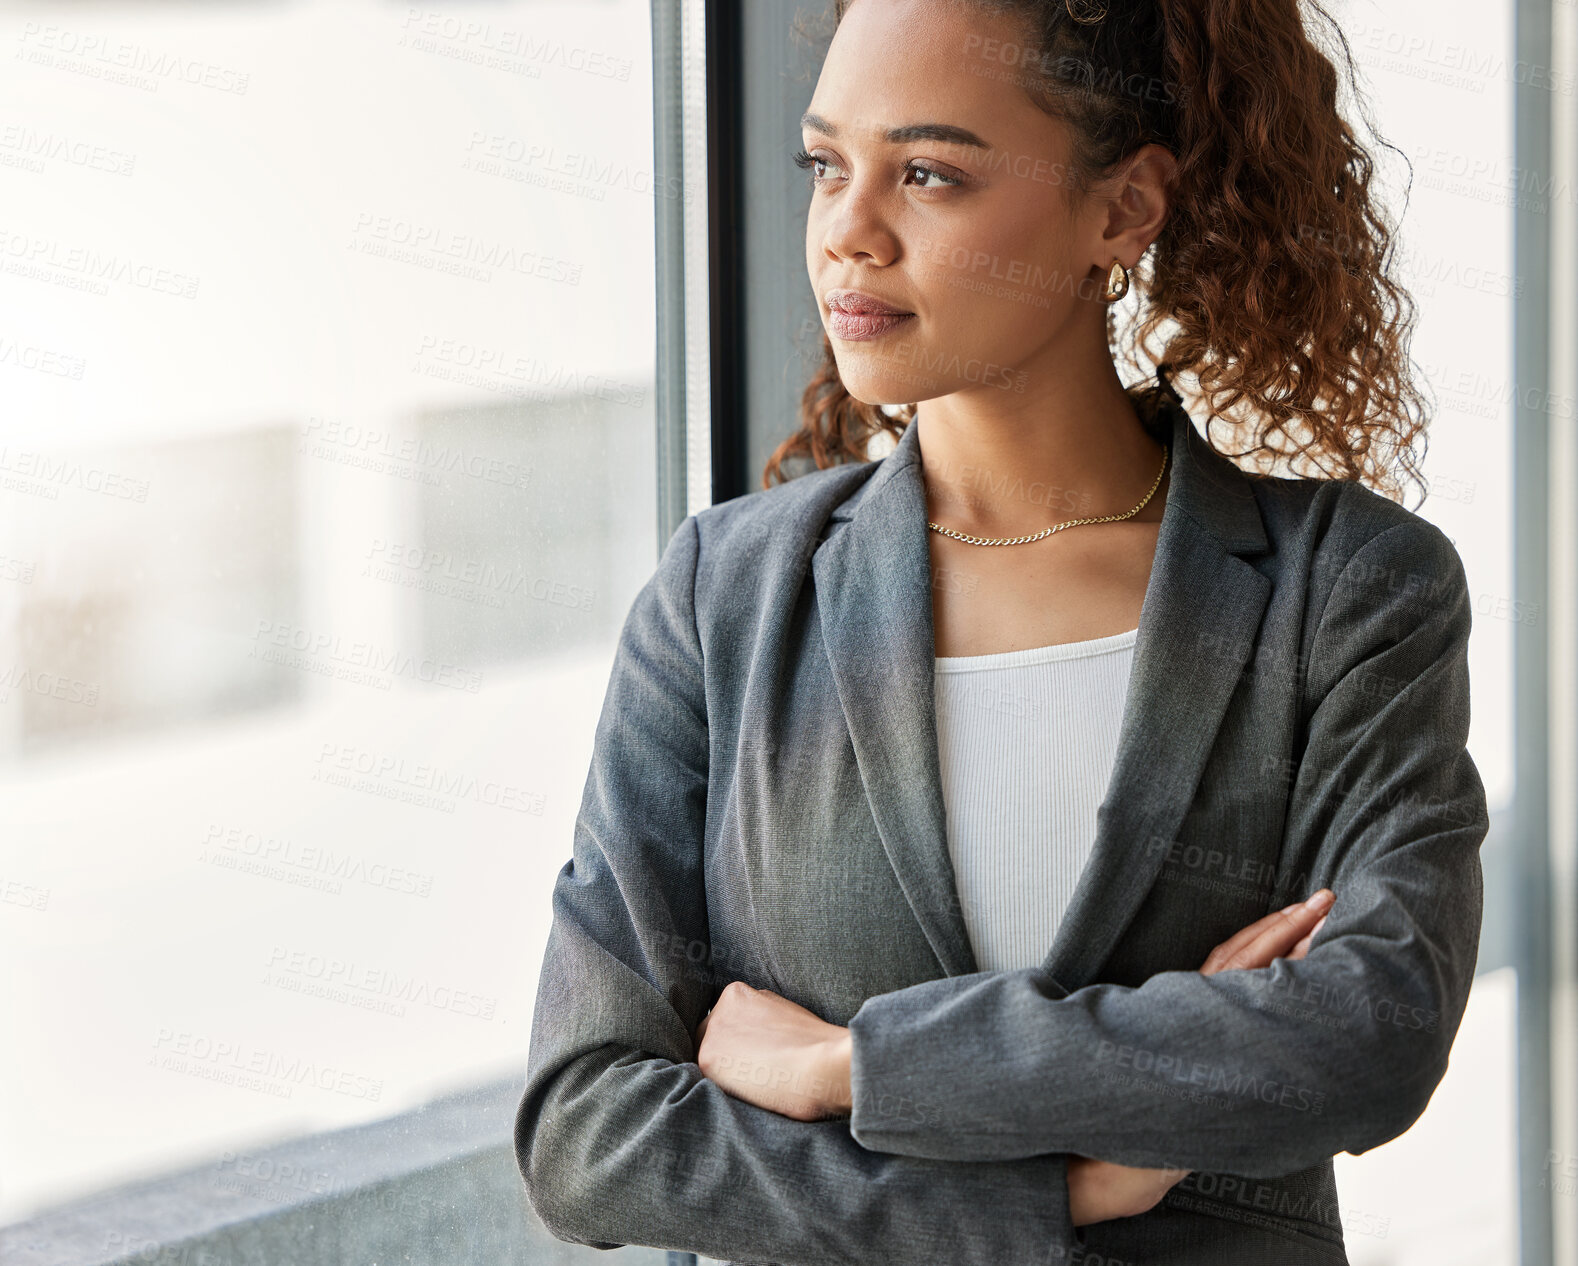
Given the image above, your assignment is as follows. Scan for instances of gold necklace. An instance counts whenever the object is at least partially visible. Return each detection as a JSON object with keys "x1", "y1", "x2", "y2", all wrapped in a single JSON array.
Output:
[{"x1": 926, "y1": 443, "x2": 1169, "y2": 546}]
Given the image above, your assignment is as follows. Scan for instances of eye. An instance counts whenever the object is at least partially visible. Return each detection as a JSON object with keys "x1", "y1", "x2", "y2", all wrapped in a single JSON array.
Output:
[
  {"x1": 791, "y1": 149, "x2": 965, "y2": 193},
  {"x1": 792, "y1": 148, "x2": 841, "y2": 187},
  {"x1": 903, "y1": 162, "x2": 964, "y2": 190}
]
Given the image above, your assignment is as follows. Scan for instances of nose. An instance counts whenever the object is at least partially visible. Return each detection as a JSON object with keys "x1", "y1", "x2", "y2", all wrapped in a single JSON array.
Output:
[{"x1": 817, "y1": 174, "x2": 900, "y2": 267}]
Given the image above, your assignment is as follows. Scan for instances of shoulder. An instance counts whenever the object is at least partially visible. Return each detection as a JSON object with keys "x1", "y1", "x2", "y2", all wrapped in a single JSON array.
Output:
[
  {"x1": 1242, "y1": 473, "x2": 1471, "y2": 699},
  {"x1": 691, "y1": 456, "x2": 879, "y2": 572},
  {"x1": 1247, "y1": 470, "x2": 1466, "y2": 602},
  {"x1": 651, "y1": 458, "x2": 878, "y2": 666},
  {"x1": 628, "y1": 456, "x2": 885, "y2": 645}
]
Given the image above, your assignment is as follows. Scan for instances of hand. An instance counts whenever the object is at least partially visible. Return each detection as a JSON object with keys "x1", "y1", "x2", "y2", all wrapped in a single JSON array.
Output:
[
  {"x1": 1067, "y1": 888, "x2": 1336, "y2": 1226},
  {"x1": 695, "y1": 980, "x2": 853, "y2": 1121},
  {"x1": 1068, "y1": 1157, "x2": 1191, "y2": 1226},
  {"x1": 1197, "y1": 888, "x2": 1333, "y2": 977}
]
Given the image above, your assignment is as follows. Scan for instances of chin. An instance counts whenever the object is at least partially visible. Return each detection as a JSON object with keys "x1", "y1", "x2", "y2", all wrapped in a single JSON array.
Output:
[{"x1": 834, "y1": 371, "x2": 928, "y2": 411}]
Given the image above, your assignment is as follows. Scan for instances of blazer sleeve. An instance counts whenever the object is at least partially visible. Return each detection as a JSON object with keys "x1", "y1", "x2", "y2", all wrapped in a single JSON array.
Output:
[
  {"x1": 843, "y1": 516, "x2": 1488, "y2": 1179},
  {"x1": 513, "y1": 514, "x2": 1085, "y2": 1266}
]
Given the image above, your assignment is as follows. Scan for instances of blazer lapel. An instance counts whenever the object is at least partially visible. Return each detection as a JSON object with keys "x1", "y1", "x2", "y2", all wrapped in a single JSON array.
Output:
[
  {"x1": 812, "y1": 384, "x2": 1273, "y2": 990},
  {"x1": 1038, "y1": 399, "x2": 1272, "y2": 993},
  {"x1": 813, "y1": 419, "x2": 977, "y2": 978}
]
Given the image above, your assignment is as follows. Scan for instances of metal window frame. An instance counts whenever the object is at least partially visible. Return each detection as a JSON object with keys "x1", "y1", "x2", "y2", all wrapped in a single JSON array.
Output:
[
  {"x1": 1517, "y1": 0, "x2": 1578, "y2": 1258},
  {"x1": 653, "y1": 0, "x2": 751, "y2": 554}
]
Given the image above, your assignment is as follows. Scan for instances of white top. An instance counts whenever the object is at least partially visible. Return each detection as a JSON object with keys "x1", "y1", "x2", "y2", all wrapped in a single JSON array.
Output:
[{"x1": 933, "y1": 628, "x2": 1138, "y2": 972}]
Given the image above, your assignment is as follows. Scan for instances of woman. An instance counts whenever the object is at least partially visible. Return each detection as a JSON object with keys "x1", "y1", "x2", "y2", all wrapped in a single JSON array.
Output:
[{"x1": 515, "y1": 0, "x2": 1486, "y2": 1262}]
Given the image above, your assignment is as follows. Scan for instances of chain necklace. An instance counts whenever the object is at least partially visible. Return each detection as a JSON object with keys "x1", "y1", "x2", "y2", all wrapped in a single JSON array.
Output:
[{"x1": 926, "y1": 443, "x2": 1169, "y2": 546}]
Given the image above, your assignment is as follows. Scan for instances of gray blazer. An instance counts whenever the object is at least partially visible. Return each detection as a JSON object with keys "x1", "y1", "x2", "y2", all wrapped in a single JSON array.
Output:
[{"x1": 514, "y1": 379, "x2": 1487, "y2": 1266}]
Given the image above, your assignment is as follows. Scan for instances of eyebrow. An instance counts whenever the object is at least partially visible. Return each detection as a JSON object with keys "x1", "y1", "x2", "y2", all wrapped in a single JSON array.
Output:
[{"x1": 800, "y1": 112, "x2": 993, "y2": 150}]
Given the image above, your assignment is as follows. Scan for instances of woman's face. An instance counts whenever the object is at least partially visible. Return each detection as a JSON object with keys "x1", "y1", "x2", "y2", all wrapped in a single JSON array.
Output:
[{"x1": 803, "y1": 0, "x2": 1122, "y2": 407}]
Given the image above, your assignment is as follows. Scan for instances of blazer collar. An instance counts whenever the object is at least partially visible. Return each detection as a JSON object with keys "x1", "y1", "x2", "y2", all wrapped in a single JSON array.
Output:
[{"x1": 811, "y1": 382, "x2": 1273, "y2": 990}]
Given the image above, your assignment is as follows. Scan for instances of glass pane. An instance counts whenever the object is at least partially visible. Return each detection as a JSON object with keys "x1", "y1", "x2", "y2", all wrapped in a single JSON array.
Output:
[
  {"x1": 0, "y1": 0, "x2": 656, "y2": 1221},
  {"x1": 1324, "y1": 0, "x2": 1519, "y2": 1260}
]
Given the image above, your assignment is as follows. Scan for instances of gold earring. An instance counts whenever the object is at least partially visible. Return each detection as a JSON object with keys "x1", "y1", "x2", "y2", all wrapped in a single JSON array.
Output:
[{"x1": 1102, "y1": 258, "x2": 1129, "y2": 303}]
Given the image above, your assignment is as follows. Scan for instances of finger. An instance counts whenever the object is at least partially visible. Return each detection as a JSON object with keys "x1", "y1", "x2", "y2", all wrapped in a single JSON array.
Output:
[
  {"x1": 1206, "y1": 891, "x2": 1329, "y2": 964},
  {"x1": 1286, "y1": 914, "x2": 1328, "y2": 961},
  {"x1": 1215, "y1": 901, "x2": 1328, "y2": 972},
  {"x1": 1201, "y1": 890, "x2": 1333, "y2": 974},
  {"x1": 1200, "y1": 903, "x2": 1316, "y2": 974}
]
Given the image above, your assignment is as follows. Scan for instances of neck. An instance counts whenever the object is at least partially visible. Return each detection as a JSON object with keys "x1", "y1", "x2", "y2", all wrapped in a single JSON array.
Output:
[{"x1": 912, "y1": 357, "x2": 1169, "y2": 538}]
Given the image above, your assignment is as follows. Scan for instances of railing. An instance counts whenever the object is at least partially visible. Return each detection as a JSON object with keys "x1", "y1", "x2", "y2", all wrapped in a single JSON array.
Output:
[{"x1": 0, "y1": 1076, "x2": 677, "y2": 1266}]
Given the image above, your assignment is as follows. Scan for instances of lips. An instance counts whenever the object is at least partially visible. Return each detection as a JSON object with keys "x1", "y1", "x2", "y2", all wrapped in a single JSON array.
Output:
[
  {"x1": 828, "y1": 310, "x2": 914, "y2": 340},
  {"x1": 825, "y1": 289, "x2": 914, "y2": 341},
  {"x1": 825, "y1": 289, "x2": 911, "y2": 316}
]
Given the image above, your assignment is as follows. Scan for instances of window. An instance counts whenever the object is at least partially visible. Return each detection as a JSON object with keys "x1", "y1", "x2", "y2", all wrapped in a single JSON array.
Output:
[{"x1": 0, "y1": 0, "x2": 659, "y2": 1231}]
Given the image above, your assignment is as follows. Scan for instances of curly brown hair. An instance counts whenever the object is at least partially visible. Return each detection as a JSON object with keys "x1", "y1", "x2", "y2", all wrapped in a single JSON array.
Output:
[{"x1": 762, "y1": 0, "x2": 1431, "y2": 506}]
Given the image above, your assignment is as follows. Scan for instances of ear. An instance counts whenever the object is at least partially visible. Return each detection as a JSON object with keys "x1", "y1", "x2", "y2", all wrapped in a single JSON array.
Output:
[{"x1": 1095, "y1": 142, "x2": 1176, "y2": 267}]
